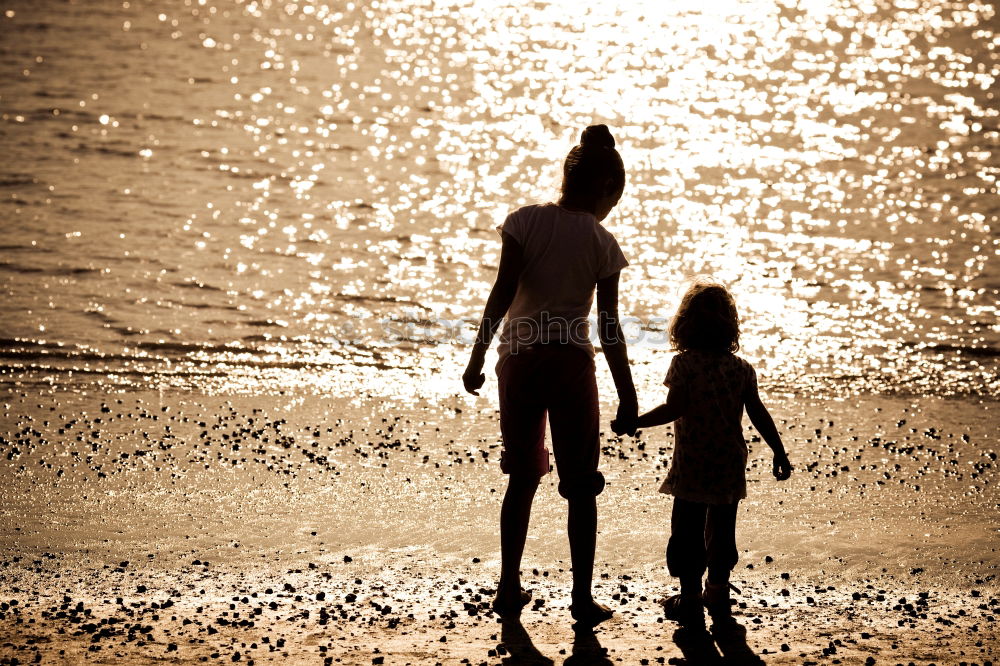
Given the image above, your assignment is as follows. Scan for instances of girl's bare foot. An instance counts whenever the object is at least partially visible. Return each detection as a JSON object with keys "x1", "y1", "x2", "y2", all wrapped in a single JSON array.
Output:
[
  {"x1": 492, "y1": 587, "x2": 532, "y2": 618},
  {"x1": 569, "y1": 598, "x2": 614, "y2": 627}
]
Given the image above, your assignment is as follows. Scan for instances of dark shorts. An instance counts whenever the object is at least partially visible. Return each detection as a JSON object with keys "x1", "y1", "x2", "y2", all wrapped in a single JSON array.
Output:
[{"x1": 497, "y1": 344, "x2": 600, "y2": 483}]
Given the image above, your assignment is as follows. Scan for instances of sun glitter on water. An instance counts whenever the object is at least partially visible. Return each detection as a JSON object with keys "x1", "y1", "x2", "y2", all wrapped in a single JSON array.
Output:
[{"x1": 0, "y1": 0, "x2": 996, "y2": 400}]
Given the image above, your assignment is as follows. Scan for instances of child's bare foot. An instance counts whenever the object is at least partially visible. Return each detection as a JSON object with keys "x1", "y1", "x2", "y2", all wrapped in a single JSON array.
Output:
[
  {"x1": 704, "y1": 581, "x2": 737, "y2": 619},
  {"x1": 662, "y1": 593, "x2": 706, "y2": 630},
  {"x1": 492, "y1": 587, "x2": 532, "y2": 618},
  {"x1": 569, "y1": 598, "x2": 614, "y2": 627}
]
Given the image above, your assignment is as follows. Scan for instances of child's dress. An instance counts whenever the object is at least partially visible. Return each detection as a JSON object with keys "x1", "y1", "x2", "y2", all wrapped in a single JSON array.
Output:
[{"x1": 659, "y1": 350, "x2": 757, "y2": 505}]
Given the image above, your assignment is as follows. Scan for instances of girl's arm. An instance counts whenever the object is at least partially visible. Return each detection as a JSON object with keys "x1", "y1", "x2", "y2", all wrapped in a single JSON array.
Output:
[
  {"x1": 462, "y1": 233, "x2": 522, "y2": 395},
  {"x1": 596, "y1": 271, "x2": 638, "y2": 430},
  {"x1": 745, "y1": 387, "x2": 793, "y2": 480}
]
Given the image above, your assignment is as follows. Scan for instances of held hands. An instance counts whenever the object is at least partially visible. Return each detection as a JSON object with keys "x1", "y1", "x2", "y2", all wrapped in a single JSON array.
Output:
[
  {"x1": 772, "y1": 451, "x2": 793, "y2": 481},
  {"x1": 462, "y1": 355, "x2": 486, "y2": 396},
  {"x1": 610, "y1": 417, "x2": 636, "y2": 436},
  {"x1": 611, "y1": 401, "x2": 638, "y2": 437}
]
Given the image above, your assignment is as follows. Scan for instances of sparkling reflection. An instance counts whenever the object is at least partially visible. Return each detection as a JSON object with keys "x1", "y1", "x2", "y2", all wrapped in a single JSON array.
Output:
[{"x1": 0, "y1": 0, "x2": 997, "y2": 399}]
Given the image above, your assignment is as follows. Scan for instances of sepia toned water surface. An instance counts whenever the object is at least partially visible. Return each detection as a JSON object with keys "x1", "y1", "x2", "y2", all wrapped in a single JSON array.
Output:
[{"x1": 1, "y1": 0, "x2": 998, "y2": 400}]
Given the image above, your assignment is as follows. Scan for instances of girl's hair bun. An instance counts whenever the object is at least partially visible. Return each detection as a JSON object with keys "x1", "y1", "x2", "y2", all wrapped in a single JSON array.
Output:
[
  {"x1": 580, "y1": 124, "x2": 615, "y2": 150},
  {"x1": 561, "y1": 124, "x2": 625, "y2": 204}
]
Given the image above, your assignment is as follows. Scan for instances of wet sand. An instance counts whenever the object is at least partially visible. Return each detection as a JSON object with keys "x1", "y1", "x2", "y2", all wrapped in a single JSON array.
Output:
[{"x1": 1, "y1": 389, "x2": 997, "y2": 665}]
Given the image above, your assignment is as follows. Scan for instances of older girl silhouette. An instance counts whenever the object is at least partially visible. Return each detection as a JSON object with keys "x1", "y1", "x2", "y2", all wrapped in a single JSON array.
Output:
[{"x1": 463, "y1": 125, "x2": 637, "y2": 627}]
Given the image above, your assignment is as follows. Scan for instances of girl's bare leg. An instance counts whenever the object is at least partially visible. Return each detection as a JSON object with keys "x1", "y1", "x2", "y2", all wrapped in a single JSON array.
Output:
[
  {"x1": 568, "y1": 493, "x2": 613, "y2": 626},
  {"x1": 496, "y1": 474, "x2": 539, "y2": 605},
  {"x1": 568, "y1": 494, "x2": 597, "y2": 603}
]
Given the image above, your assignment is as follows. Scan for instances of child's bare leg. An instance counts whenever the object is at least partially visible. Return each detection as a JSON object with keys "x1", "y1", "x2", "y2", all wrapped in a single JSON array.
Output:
[
  {"x1": 497, "y1": 473, "x2": 539, "y2": 605},
  {"x1": 704, "y1": 502, "x2": 740, "y2": 618},
  {"x1": 663, "y1": 498, "x2": 708, "y2": 624},
  {"x1": 667, "y1": 498, "x2": 709, "y2": 592},
  {"x1": 705, "y1": 502, "x2": 739, "y2": 585}
]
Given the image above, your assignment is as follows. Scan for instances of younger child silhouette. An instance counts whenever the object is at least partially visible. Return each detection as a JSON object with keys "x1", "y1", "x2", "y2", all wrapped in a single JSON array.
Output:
[{"x1": 613, "y1": 280, "x2": 792, "y2": 628}]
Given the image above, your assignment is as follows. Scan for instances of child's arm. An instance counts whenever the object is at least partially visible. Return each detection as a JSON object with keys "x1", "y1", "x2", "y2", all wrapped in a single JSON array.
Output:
[
  {"x1": 462, "y1": 233, "x2": 522, "y2": 395},
  {"x1": 636, "y1": 386, "x2": 686, "y2": 429},
  {"x1": 745, "y1": 386, "x2": 792, "y2": 481},
  {"x1": 612, "y1": 386, "x2": 686, "y2": 435}
]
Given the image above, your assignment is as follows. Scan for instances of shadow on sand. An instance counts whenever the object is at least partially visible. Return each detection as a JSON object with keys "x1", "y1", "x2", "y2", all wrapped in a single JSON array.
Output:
[
  {"x1": 671, "y1": 616, "x2": 766, "y2": 665},
  {"x1": 496, "y1": 616, "x2": 765, "y2": 665},
  {"x1": 498, "y1": 619, "x2": 614, "y2": 666},
  {"x1": 499, "y1": 617, "x2": 553, "y2": 665},
  {"x1": 564, "y1": 624, "x2": 613, "y2": 666}
]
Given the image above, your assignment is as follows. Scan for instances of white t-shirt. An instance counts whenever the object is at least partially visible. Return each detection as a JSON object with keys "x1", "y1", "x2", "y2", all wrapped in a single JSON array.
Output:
[{"x1": 496, "y1": 203, "x2": 628, "y2": 362}]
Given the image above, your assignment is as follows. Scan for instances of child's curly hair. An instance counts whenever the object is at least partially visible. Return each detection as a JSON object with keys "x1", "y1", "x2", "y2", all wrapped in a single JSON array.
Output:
[{"x1": 670, "y1": 280, "x2": 740, "y2": 353}]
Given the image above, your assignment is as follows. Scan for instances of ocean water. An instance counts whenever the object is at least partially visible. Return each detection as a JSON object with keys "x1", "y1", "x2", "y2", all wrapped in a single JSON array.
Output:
[{"x1": 0, "y1": 0, "x2": 998, "y2": 399}]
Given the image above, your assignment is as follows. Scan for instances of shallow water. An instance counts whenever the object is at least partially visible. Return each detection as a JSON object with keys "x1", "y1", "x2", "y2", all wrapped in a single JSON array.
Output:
[{"x1": 1, "y1": 0, "x2": 998, "y2": 399}]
